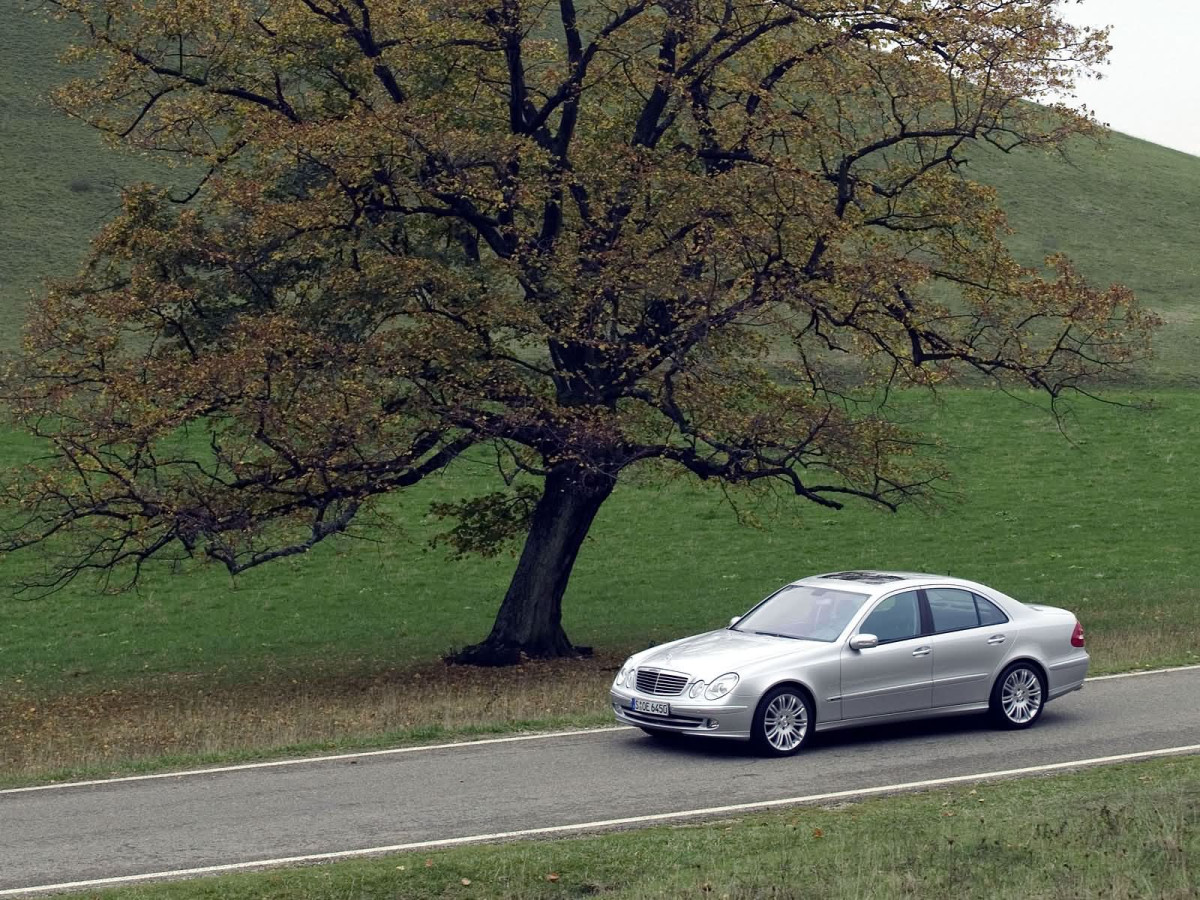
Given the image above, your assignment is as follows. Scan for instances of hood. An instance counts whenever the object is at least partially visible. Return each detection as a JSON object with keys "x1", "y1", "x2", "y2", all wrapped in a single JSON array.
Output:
[{"x1": 635, "y1": 628, "x2": 820, "y2": 678}]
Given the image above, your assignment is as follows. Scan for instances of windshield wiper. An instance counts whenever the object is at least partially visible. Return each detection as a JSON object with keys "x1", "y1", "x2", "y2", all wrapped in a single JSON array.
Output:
[{"x1": 750, "y1": 630, "x2": 800, "y2": 640}]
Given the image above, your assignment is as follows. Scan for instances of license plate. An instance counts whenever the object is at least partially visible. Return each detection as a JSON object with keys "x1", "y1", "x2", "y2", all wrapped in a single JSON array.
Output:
[{"x1": 632, "y1": 698, "x2": 670, "y2": 716}]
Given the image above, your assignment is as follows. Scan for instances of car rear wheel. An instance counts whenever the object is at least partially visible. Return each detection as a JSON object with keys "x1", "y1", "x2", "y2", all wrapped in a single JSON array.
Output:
[
  {"x1": 990, "y1": 662, "x2": 1046, "y2": 729},
  {"x1": 752, "y1": 686, "x2": 813, "y2": 757}
]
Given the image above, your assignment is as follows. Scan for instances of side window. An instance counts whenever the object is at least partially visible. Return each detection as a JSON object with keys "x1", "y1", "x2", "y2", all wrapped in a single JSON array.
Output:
[
  {"x1": 975, "y1": 594, "x2": 1009, "y2": 626},
  {"x1": 927, "y1": 588, "x2": 979, "y2": 633},
  {"x1": 860, "y1": 591, "x2": 921, "y2": 643}
]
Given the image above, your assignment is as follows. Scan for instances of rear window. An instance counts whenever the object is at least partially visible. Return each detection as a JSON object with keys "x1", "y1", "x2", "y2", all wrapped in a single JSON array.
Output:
[
  {"x1": 927, "y1": 588, "x2": 978, "y2": 632},
  {"x1": 975, "y1": 594, "x2": 1009, "y2": 626},
  {"x1": 927, "y1": 588, "x2": 1010, "y2": 631}
]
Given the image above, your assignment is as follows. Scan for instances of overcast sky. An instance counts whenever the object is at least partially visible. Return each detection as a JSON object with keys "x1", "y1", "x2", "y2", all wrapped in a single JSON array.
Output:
[{"x1": 1058, "y1": 0, "x2": 1200, "y2": 157}]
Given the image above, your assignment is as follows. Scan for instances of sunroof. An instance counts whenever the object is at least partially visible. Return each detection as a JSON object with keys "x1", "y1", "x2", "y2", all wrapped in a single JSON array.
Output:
[{"x1": 822, "y1": 571, "x2": 905, "y2": 585}]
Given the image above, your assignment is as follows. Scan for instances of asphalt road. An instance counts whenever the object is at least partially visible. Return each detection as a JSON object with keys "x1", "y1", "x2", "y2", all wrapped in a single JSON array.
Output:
[{"x1": 3, "y1": 667, "x2": 1199, "y2": 894}]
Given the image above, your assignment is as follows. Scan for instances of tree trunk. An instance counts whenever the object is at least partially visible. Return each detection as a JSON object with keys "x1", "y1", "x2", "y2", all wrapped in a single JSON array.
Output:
[{"x1": 449, "y1": 463, "x2": 614, "y2": 666}]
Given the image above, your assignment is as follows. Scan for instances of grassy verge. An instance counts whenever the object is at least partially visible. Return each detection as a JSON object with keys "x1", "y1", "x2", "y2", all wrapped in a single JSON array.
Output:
[
  {"x1": 57, "y1": 756, "x2": 1200, "y2": 899},
  {"x1": 0, "y1": 656, "x2": 619, "y2": 789}
]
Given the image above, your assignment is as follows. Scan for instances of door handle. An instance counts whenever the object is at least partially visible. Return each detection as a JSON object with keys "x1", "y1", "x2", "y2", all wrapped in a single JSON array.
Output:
[
  {"x1": 987, "y1": 635, "x2": 1007, "y2": 645},
  {"x1": 912, "y1": 647, "x2": 931, "y2": 657}
]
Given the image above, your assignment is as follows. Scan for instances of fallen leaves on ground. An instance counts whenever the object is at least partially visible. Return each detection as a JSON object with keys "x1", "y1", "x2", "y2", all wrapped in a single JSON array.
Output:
[{"x1": 0, "y1": 654, "x2": 623, "y2": 777}]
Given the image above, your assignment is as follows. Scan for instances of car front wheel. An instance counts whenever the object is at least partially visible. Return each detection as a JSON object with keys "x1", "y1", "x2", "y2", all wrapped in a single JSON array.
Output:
[
  {"x1": 990, "y1": 662, "x2": 1046, "y2": 729},
  {"x1": 751, "y1": 686, "x2": 814, "y2": 757}
]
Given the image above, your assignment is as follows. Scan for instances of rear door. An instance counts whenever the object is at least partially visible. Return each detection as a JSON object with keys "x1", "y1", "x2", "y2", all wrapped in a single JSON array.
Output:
[
  {"x1": 840, "y1": 590, "x2": 932, "y2": 719},
  {"x1": 924, "y1": 587, "x2": 1013, "y2": 708}
]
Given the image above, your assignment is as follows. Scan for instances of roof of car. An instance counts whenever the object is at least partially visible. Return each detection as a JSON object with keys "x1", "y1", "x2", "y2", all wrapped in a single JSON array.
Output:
[{"x1": 797, "y1": 570, "x2": 989, "y2": 592}]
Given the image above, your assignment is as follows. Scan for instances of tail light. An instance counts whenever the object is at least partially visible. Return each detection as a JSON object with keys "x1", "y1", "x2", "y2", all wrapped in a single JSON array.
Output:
[{"x1": 1070, "y1": 620, "x2": 1086, "y2": 648}]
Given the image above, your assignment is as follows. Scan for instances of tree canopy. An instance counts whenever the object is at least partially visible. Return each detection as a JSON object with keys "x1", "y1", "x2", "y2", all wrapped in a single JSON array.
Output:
[{"x1": 2, "y1": 0, "x2": 1155, "y2": 663}]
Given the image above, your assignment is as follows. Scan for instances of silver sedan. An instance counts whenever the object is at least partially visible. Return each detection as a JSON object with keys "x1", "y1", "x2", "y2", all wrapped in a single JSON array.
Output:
[{"x1": 611, "y1": 571, "x2": 1088, "y2": 756}]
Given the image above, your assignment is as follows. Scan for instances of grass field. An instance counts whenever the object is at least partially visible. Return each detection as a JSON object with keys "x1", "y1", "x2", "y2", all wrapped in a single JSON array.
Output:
[
  {"x1": 2, "y1": 5, "x2": 1200, "y2": 784},
  {"x1": 2, "y1": 388, "x2": 1198, "y2": 783},
  {"x1": 3, "y1": 388, "x2": 1198, "y2": 691},
  {"x1": 55, "y1": 756, "x2": 1200, "y2": 899}
]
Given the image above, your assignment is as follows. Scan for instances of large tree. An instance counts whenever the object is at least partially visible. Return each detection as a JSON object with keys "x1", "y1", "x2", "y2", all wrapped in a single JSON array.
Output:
[{"x1": 2, "y1": 0, "x2": 1153, "y2": 663}]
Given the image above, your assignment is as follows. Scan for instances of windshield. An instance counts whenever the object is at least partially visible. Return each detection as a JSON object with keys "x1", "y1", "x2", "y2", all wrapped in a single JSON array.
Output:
[{"x1": 734, "y1": 585, "x2": 870, "y2": 642}]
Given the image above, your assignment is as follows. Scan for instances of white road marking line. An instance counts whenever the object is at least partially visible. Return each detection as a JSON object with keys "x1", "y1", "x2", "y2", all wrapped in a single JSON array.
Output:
[
  {"x1": 4, "y1": 742, "x2": 1199, "y2": 897},
  {"x1": 0, "y1": 727, "x2": 633, "y2": 796},
  {"x1": 1087, "y1": 663, "x2": 1200, "y2": 681},
  {"x1": 3, "y1": 662, "x2": 1198, "y2": 797}
]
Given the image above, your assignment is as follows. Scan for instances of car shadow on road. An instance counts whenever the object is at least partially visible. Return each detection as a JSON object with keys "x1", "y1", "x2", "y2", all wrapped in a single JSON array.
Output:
[
  {"x1": 622, "y1": 706, "x2": 1079, "y2": 760},
  {"x1": 809, "y1": 706, "x2": 1077, "y2": 752}
]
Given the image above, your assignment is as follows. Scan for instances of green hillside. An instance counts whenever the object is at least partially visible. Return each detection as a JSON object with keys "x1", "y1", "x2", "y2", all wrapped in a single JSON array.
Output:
[
  {"x1": 2, "y1": 7, "x2": 1199, "y2": 380},
  {"x1": 0, "y1": 11, "x2": 176, "y2": 347},
  {"x1": 973, "y1": 134, "x2": 1200, "y2": 383}
]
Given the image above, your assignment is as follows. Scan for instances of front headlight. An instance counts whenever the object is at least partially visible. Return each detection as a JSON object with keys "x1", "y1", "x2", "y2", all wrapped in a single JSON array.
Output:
[
  {"x1": 704, "y1": 672, "x2": 739, "y2": 701},
  {"x1": 614, "y1": 664, "x2": 635, "y2": 688},
  {"x1": 688, "y1": 680, "x2": 705, "y2": 699}
]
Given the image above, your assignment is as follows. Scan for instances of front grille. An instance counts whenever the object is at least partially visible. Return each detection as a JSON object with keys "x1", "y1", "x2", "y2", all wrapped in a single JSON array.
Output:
[{"x1": 635, "y1": 668, "x2": 689, "y2": 696}]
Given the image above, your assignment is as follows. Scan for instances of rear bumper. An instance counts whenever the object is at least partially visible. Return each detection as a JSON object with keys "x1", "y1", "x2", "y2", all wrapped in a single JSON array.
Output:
[{"x1": 1047, "y1": 653, "x2": 1089, "y2": 700}]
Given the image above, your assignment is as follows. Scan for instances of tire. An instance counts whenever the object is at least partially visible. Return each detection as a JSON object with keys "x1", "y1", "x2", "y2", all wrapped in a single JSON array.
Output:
[
  {"x1": 751, "y1": 685, "x2": 814, "y2": 757},
  {"x1": 990, "y1": 662, "x2": 1046, "y2": 729}
]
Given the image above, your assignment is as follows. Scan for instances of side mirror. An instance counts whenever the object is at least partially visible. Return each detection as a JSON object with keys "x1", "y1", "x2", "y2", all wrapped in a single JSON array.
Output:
[
  {"x1": 729, "y1": 616, "x2": 741, "y2": 628},
  {"x1": 849, "y1": 633, "x2": 879, "y2": 651}
]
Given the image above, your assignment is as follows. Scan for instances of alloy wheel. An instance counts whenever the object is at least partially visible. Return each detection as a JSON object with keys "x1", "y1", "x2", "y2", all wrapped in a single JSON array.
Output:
[
  {"x1": 1001, "y1": 666, "x2": 1043, "y2": 724},
  {"x1": 762, "y1": 691, "x2": 809, "y2": 752}
]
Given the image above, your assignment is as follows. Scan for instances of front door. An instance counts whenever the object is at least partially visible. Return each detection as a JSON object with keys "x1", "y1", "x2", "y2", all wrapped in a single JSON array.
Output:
[{"x1": 841, "y1": 590, "x2": 932, "y2": 719}]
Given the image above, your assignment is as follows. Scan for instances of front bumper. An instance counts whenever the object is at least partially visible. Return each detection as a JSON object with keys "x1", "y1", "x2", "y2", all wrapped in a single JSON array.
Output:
[{"x1": 610, "y1": 689, "x2": 752, "y2": 739}]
